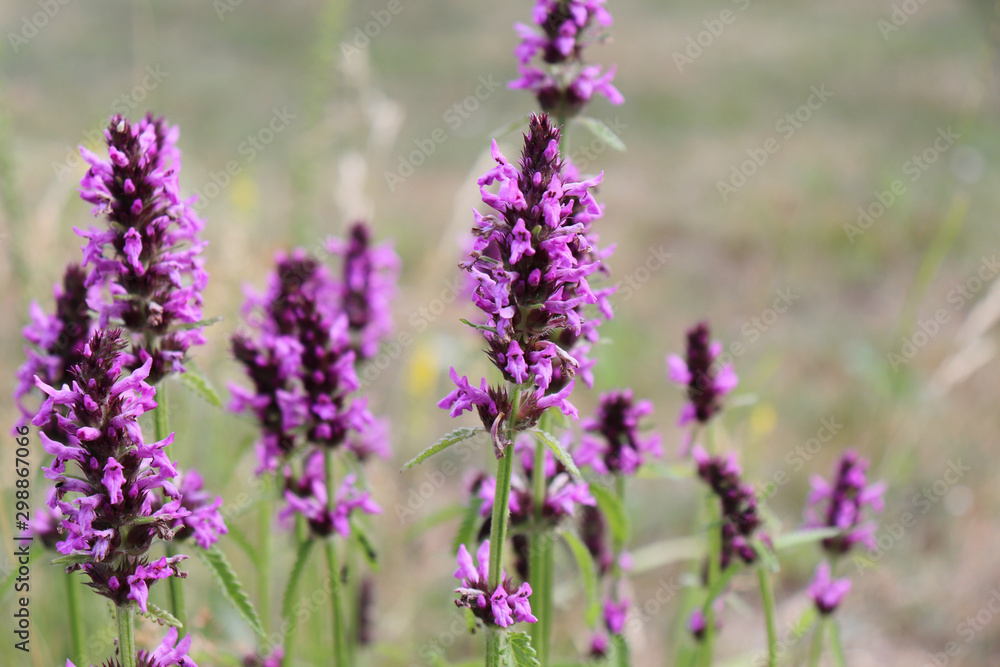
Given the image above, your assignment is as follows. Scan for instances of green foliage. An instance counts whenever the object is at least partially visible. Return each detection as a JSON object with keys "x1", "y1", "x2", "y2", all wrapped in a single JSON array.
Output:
[
  {"x1": 532, "y1": 429, "x2": 582, "y2": 481},
  {"x1": 140, "y1": 602, "x2": 182, "y2": 628},
  {"x1": 197, "y1": 545, "x2": 266, "y2": 638},
  {"x1": 561, "y1": 532, "x2": 601, "y2": 626},
  {"x1": 453, "y1": 499, "x2": 483, "y2": 556},
  {"x1": 179, "y1": 368, "x2": 223, "y2": 407},
  {"x1": 574, "y1": 116, "x2": 626, "y2": 151},
  {"x1": 281, "y1": 539, "x2": 316, "y2": 625},
  {"x1": 500, "y1": 631, "x2": 541, "y2": 667},
  {"x1": 402, "y1": 428, "x2": 482, "y2": 470},
  {"x1": 588, "y1": 482, "x2": 630, "y2": 545}
]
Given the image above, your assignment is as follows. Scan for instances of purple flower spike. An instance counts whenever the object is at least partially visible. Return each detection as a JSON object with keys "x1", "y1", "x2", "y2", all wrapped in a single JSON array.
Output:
[
  {"x1": 280, "y1": 450, "x2": 381, "y2": 539},
  {"x1": 33, "y1": 329, "x2": 188, "y2": 610},
  {"x1": 808, "y1": 561, "x2": 852, "y2": 615},
  {"x1": 667, "y1": 322, "x2": 738, "y2": 439},
  {"x1": 68, "y1": 626, "x2": 198, "y2": 667},
  {"x1": 76, "y1": 114, "x2": 208, "y2": 384},
  {"x1": 230, "y1": 250, "x2": 375, "y2": 470},
  {"x1": 441, "y1": 114, "x2": 612, "y2": 454},
  {"x1": 578, "y1": 388, "x2": 661, "y2": 475},
  {"x1": 603, "y1": 597, "x2": 629, "y2": 635},
  {"x1": 14, "y1": 265, "x2": 94, "y2": 432},
  {"x1": 510, "y1": 0, "x2": 623, "y2": 115},
  {"x1": 804, "y1": 449, "x2": 886, "y2": 555},
  {"x1": 693, "y1": 445, "x2": 763, "y2": 569},
  {"x1": 326, "y1": 221, "x2": 400, "y2": 360},
  {"x1": 169, "y1": 469, "x2": 228, "y2": 549},
  {"x1": 453, "y1": 541, "x2": 538, "y2": 628}
]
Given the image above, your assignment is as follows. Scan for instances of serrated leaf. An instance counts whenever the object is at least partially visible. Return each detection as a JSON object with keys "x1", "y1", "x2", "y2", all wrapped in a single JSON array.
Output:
[
  {"x1": 562, "y1": 532, "x2": 600, "y2": 626},
  {"x1": 588, "y1": 482, "x2": 630, "y2": 546},
  {"x1": 140, "y1": 602, "x2": 182, "y2": 628},
  {"x1": 772, "y1": 527, "x2": 841, "y2": 551},
  {"x1": 574, "y1": 116, "x2": 626, "y2": 151},
  {"x1": 180, "y1": 368, "x2": 223, "y2": 408},
  {"x1": 198, "y1": 545, "x2": 265, "y2": 638},
  {"x1": 351, "y1": 517, "x2": 379, "y2": 571},
  {"x1": 281, "y1": 539, "x2": 315, "y2": 625},
  {"x1": 401, "y1": 428, "x2": 482, "y2": 471},
  {"x1": 460, "y1": 318, "x2": 498, "y2": 332},
  {"x1": 453, "y1": 500, "x2": 483, "y2": 557},
  {"x1": 501, "y1": 631, "x2": 541, "y2": 667},
  {"x1": 172, "y1": 316, "x2": 223, "y2": 332},
  {"x1": 531, "y1": 429, "x2": 581, "y2": 481}
]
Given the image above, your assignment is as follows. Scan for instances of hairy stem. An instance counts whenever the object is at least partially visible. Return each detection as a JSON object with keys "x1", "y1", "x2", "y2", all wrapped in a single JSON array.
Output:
[
  {"x1": 65, "y1": 573, "x2": 85, "y2": 666},
  {"x1": 529, "y1": 434, "x2": 550, "y2": 665},
  {"x1": 808, "y1": 617, "x2": 826, "y2": 667},
  {"x1": 151, "y1": 387, "x2": 185, "y2": 632},
  {"x1": 325, "y1": 450, "x2": 349, "y2": 667},
  {"x1": 259, "y1": 480, "x2": 273, "y2": 636},
  {"x1": 758, "y1": 566, "x2": 777, "y2": 667},
  {"x1": 116, "y1": 605, "x2": 137, "y2": 667}
]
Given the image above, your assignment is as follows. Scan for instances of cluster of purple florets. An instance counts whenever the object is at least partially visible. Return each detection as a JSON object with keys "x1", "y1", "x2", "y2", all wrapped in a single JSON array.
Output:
[{"x1": 453, "y1": 541, "x2": 538, "y2": 628}]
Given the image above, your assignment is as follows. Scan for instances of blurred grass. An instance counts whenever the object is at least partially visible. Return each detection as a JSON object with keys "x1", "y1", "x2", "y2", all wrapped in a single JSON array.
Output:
[{"x1": 2, "y1": 0, "x2": 1000, "y2": 664}]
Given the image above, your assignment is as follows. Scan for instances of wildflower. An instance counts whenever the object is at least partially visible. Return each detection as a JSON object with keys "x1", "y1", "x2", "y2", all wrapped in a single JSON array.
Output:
[
  {"x1": 510, "y1": 0, "x2": 623, "y2": 115},
  {"x1": 577, "y1": 388, "x2": 661, "y2": 475},
  {"x1": 588, "y1": 633, "x2": 609, "y2": 658},
  {"x1": 326, "y1": 221, "x2": 400, "y2": 360},
  {"x1": 230, "y1": 250, "x2": 375, "y2": 470},
  {"x1": 807, "y1": 561, "x2": 852, "y2": 615},
  {"x1": 440, "y1": 114, "x2": 609, "y2": 454},
  {"x1": 14, "y1": 265, "x2": 94, "y2": 432},
  {"x1": 804, "y1": 450, "x2": 886, "y2": 554},
  {"x1": 453, "y1": 541, "x2": 538, "y2": 628},
  {"x1": 688, "y1": 599, "x2": 724, "y2": 642},
  {"x1": 280, "y1": 449, "x2": 381, "y2": 539},
  {"x1": 24, "y1": 486, "x2": 63, "y2": 550},
  {"x1": 603, "y1": 598, "x2": 628, "y2": 635},
  {"x1": 67, "y1": 627, "x2": 197, "y2": 667},
  {"x1": 243, "y1": 647, "x2": 284, "y2": 667},
  {"x1": 667, "y1": 322, "x2": 738, "y2": 431},
  {"x1": 34, "y1": 329, "x2": 188, "y2": 612},
  {"x1": 170, "y1": 469, "x2": 228, "y2": 550},
  {"x1": 76, "y1": 114, "x2": 208, "y2": 383},
  {"x1": 693, "y1": 445, "x2": 763, "y2": 569}
]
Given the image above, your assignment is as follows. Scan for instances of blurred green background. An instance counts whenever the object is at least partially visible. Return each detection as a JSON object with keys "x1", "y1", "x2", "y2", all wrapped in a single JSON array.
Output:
[{"x1": 2, "y1": 0, "x2": 1000, "y2": 664}]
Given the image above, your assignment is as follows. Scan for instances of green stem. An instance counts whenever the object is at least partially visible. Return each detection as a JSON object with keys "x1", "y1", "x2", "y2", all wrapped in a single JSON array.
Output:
[
  {"x1": 65, "y1": 573, "x2": 85, "y2": 665},
  {"x1": 151, "y1": 387, "x2": 186, "y2": 632},
  {"x1": 166, "y1": 542, "x2": 187, "y2": 631},
  {"x1": 485, "y1": 388, "x2": 522, "y2": 667},
  {"x1": 808, "y1": 618, "x2": 826, "y2": 667},
  {"x1": 259, "y1": 481, "x2": 273, "y2": 636},
  {"x1": 828, "y1": 618, "x2": 846, "y2": 667},
  {"x1": 325, "y1": 450, "x2": 349, "y2": 667},
  {"x1": 116, "y1": 605, "x2": 137, "y2": 667},
  {"x1": 529, "y1": 435, "x2": 550, "y2": 666},
  {"x1": 757, "y1": 567, "x2": 777, "y2": 667},
  {"x1": 699, "y1": 492, "x2": 722, "y2": 667}
]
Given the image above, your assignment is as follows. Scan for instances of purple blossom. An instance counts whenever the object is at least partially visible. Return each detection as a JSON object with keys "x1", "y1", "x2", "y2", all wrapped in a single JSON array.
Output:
[
  {"x1": 667, "y1": 322, "x2": 738, "y2": 441},
  {"x1": 76, "y1": 114, "x2": 208, "y2": 383},
  {"x1": 693, "y1": 445, "x2": 763, "y2": 569},
  {"x1": 510, "y1": 0, "x2": 623, "y2": 115},
  {"x1": 579, "y1": 504, "x2": 614, "y2": 575},
  {"x1": 280, "y1": 449, "x2": 381, "y2": 538},
  {"x1": 440, "y1": 114, "x2": 612, "y2": 455},
  {"x1": 230, "y1": 250, "x2": 375, "y2": 470},
  {"x1": 807, "y1": 561, "x2": 852, "y2": 615},
  {"x1": 453, "y1": 541, "x2": 538, "y2": 628},
  {"x1": 67, "y1": 626, "x2": 197, "y2": 667},
  {"x1": 326, "y1": 221, "x2": 400, "y2": 360},
  {"x1": 577, "y1": 389, "x2": 661, "y2": 475},
  {"x1": 588, "y1": 633, "x2": 609, "y2": 659},
  {"x1": 603, "y1": 597, "x2": 628, "y2": 635},
  {"x1": 243, "y1": 647, "x2": 284, "y2": 667},
  {"x1": 23, "y1": 486, "x2": 63, "y2": 550},
  {"x1": 14, "y1": 265, "x2": 94, "y2": 433},
  {"x1": 688, "y1": 599, "x2": 724, "y2": 642},
  {"x1": 169, "y1": 469, "x2": 228, "y2": 550},
  {"x1": 33, "y1": 329, "x2": 188, "y2": 611},
  {"x1": 804, "y1": 450, "x2": 886, "y2": 555}
]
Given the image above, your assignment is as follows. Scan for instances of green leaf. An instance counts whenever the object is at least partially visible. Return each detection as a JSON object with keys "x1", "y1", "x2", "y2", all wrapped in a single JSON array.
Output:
[
  {"x1": 281, "y1": 539, "x2": 315, "y2": 625},
  {"x1": 351, "y1": 517, "x2": 379, "y2": 571},
  {"x1": 224, "y1": 524, "x2": 260, "y2": 571},
  {"x1": 171, "y1": 316, "x2": 223, "y2": 332},
  {"x1": 140, "y1": 602, "x2": 182, "y2": 628},
  {"x1": 197, "y1": 545, "x2": 265, "y2": 638},
  {"x1": 772, "y1": 527, "x2": 841, "y2": 551},
  {"x1": 501, "y1": 631, "x2": 541, "y2": 667},
  {"x1": 531, "y1": 429, "x2": 582, "y2": 481},
  {"x1": 50, "y1": 553, "x2": 93, "y2": 566},
  {"x1": 608, "y1": 634, "x2": 630, "y2": 667},
  {"x1": 753, "y1": 536, "x2": 780, "y2": 574},
  {"x1": 408, "y1": 503, "x2": 466, "y2": 539},
  {"x1": 588, "y1": 482, "x2": 630, "y2": 545},
  {"x1": 180, "y1": 368, "x2": 223, "y2": 408},
  {"x1": 460, "y1": 318, "x2": 498, "y2": 332},
  {"x1": 562, "y1": 532, "x2": 600, "y2": 626},
  {"x1": 701, "y1": 564, "x2": 740, "y2": 614},
  {"x1": 573, "y1": 116, "x2": 626, "y2": 151},
  {"x1": 401, "y1": 428, "x2": 482, "y2": 471},
  {"x1": 453, "y1": 500, "x2": 483, "y2": 557}
]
